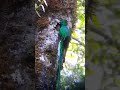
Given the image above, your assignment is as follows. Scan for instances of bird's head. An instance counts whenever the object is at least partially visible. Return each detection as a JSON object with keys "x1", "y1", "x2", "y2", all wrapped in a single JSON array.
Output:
[{"x1": 60, "y1": 19, "x2": 67, "y2": 26}]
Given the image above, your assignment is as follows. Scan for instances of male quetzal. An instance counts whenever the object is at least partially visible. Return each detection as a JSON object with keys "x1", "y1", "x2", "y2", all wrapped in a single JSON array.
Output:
[
  {"x1": 56, "y1": 20, "x2": 71, "y2": 90},
  {"x1": 58, "y1": 19, "x2": 71, "y2": 69}
]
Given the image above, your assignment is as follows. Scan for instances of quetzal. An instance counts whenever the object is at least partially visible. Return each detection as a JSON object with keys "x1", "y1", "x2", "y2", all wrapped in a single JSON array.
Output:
[
  {"x1": 58, "y1": 19, "x2": 71, "y2": 69},
  {"x1": 56, "y1": 20, "x2": 71, "y2": 90}
]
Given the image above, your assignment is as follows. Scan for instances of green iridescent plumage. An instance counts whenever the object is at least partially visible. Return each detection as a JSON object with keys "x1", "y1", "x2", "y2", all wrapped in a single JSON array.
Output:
[
  {"x1": 59, "y1": 20, "x2": 71, "y2": 56},
  {"x1": 56, "y1": 20, "x2": 71, "y2": 90},
  {"x1": 59, "y1": 20, "x2": 70, "y2": 41}
]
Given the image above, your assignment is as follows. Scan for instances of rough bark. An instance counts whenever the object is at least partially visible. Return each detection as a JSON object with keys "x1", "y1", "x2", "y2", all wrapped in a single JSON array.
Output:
[
  {"x1": 0, "y1": 0, "x2": 36, "y2": 89},
  {"x1": 0, "y1": 0, "x2": 76, "y2": 90},
  {"x1": 35, "y1": 0, "x2": 76, "y2": 89}
]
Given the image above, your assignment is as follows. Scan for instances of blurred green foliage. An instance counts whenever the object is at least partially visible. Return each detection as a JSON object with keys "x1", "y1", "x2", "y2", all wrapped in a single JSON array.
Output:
[{"x1": 86, "y1": 0, "x2": 120, "y2": 89}]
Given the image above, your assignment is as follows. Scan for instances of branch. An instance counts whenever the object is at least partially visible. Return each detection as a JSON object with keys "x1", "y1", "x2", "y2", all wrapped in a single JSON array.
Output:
[
  {"x1": 72, "y1": 36, "x2": 85, "y2": 46},
  {"x1": 87, "y1": 24, "x2": 113, "y2": 43},
  {"x1": 87, "y1": 24, "x2": 120, "y2": 52}
]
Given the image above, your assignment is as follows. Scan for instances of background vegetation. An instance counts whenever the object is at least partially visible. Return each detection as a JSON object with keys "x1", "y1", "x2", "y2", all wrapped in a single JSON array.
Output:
[
  {"x1": 86, "y1": 0, "x2": 120, "y2": 90},
  {"x1": 60, "y1": 0, "x2": 85, "y2": 90}
]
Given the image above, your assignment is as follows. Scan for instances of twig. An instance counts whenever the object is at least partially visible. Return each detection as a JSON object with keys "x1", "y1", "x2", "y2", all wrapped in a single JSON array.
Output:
[
  {"x1": 87, "y1": 24, "x2": 120, "y2": 52},
  {"x1": 72, "y1": 36, "x2": 85, "y2": 46}
]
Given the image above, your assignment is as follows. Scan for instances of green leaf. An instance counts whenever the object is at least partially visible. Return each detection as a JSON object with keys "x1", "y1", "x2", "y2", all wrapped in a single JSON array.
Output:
[
  {"x1": 114, "y1": 79, "x2": 120, "y2": 86},
  {"x1": 86, "y1": 69, "x2": 94, "y2": 76},
  {"x1": 92, "y1": 43, "x2": 100, "y2": 52},
  {"x1": 92, "y1": 15, "x2": 100, "y2": 28},
  {"x1": 35, "y1": 3, "x2": 39, "y2": 9},
  {"x1": 35, "y1": 10, "x2": 41, "y2": 17}
]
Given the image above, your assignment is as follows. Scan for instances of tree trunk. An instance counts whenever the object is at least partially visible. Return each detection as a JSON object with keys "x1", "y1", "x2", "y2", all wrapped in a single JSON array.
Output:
[
  {"x1": 0, "y1": 0, "x2": 36, "y2": 89},
  {"x1": 0, "y1": 0, "x2": 76, "y2": 89},
  {"x1": 35, "y1": 0, "x2": 76, "y2": 89}
]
